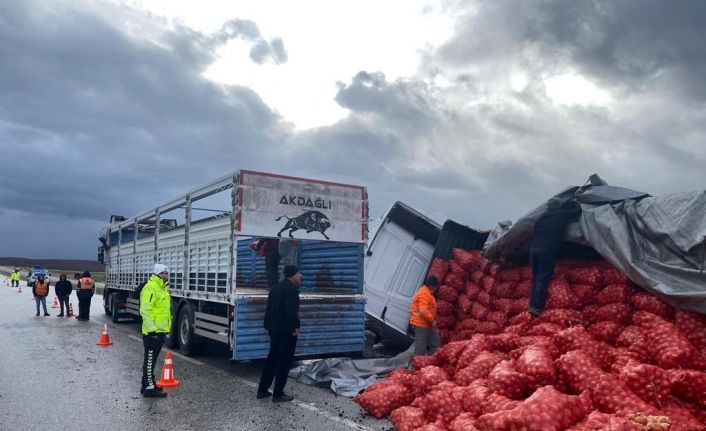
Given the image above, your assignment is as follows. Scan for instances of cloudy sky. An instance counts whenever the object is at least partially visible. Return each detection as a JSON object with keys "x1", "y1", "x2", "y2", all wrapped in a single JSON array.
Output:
[{"x1": 1, "y1": 0, "x2": 705, "y2": 259}]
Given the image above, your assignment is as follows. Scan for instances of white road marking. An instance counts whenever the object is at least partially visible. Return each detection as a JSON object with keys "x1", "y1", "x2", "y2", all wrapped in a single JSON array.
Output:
[{"x1": 126, "y1": 334, "x2": 204, "y2": 365}]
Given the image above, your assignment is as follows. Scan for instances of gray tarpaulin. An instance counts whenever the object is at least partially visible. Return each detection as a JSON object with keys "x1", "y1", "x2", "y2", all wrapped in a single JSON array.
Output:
[
  {"x1": 288, "y1": 345, "x2": 415, "y2": 397},
  {"x1": 484, "y1": 179, "x2": 706, "y2": 314}
]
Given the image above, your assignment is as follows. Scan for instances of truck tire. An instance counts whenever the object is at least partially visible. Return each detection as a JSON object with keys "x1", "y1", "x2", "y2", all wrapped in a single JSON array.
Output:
[
  {"x1": 111, "y1": 293, "x2": 122, "y2": 323},
  {"x1": 104, "y1": 290, "x2": 112, "y2": 315},
  {"x1": 178, "y1": 303, "x2": 198, "y2": 356}
]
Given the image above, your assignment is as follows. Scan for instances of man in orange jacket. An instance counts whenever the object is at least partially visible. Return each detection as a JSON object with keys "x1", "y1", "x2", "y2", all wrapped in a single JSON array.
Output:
[{"x1": 409, "y1": 276, "x2": 441, "y2": 355}]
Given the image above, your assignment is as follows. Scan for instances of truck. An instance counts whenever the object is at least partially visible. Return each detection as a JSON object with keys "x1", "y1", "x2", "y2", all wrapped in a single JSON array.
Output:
[
  {"x1": 364, "y1": 201, "x2": 488, "y2": 341},
  {"x1": 98, "y1": 170, "x2": 369, "y2": 360}
]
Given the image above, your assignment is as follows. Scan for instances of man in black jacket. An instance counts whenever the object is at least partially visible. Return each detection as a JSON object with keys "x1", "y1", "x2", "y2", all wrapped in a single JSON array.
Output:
[
  {"x1": 257, "y1": 265, "x2": 301, "y2": 402},
  {"x1": 529, "y1": 198, "x2": 582, "y2": 316},
  {"x1": 54, "y1": 274, "x2": 73, "y2": 317}
]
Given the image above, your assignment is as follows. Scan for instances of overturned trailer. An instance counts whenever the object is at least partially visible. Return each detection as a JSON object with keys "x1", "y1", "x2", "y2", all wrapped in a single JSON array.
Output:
[{"x1": 99, "y1": 170, "x2": 369, "y2": 360}]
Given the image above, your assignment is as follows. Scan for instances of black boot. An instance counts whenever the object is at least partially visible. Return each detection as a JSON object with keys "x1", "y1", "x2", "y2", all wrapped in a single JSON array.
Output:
[{"x1": 143, "y1": 387, "x2": 167, "y2": 398}]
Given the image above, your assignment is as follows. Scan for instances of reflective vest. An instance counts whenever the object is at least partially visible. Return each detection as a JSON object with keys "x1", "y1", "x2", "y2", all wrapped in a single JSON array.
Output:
[
  {"x1": 409, "y1": 285, "x2": 436, "y2": 329},
  {"x1": 79, "y1": 277, "x2": 95, "y2": 290},
  {"x1": 35, "y1": 281, "x2": 49, "y2": 297},
  {"x1": 11, "y1": 271, "x2": 20, "y2": 281},
  {"x1": 140, "y1": 274, "x2": 172, "y2": 335}
]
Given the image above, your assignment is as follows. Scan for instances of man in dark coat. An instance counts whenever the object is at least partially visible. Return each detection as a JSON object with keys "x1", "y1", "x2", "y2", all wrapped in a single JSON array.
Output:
[
  {"x1": 529, "y1": 198, "x2": 582, "y2": 316},
  {"x1": 257, "y1": 265, "x2": 301, "y2": 402},
  {"x1": 54, "y1": 274, "x2": 73, "y2": 317}
]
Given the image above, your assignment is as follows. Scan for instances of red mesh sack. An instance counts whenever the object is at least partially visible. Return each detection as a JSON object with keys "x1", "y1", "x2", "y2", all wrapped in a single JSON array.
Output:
[
  {"x1": 661, "y1": 400, "x2": 705, "y2": 431},
  {"x1": 449, "y1": 260, "x2": 470, "y2": 282},
  {"x1": 457, "y1": 294, "x2": 472, "y2": 315},
  {"x1": 456, "y1": 318, "x2": 479, "y2": 332},
  {"x1": 593, "y1": 374, "x2": 657, "y2": 415},
  {"x1": 434, "y1": 340, "x2": 472, "y2": 367},
  {"x1": 469, "y1": 302, "x2": 489, "y2": 320},
  {"x1": 477, "y1": 258, "x2": 491, "y2": 274},
  {"x1": 537, "y1": 309, "x2": 584, "y2": 327},
  {"x1": 555, "y1": 350, "x2": 607, "y2": 393},
  {"x1": 388, "y1": 369, "x2": 424, "y2": 398},
  {"x1": 437, "y1": 315, "x2": 457, "y2": 329},
  {"x1": 450, "y1": 330, "x2": 475, "y2": 343},
  {"x1": 553, "y1": 326, "x2": 612, "y2": 369},
  {"x1": 526, "y1": 322, "x2": 563, "y2": 337},
  {"x1": 617, "y1": 360, "x2": 671, "y2": 406},
  {"x1": 486, "y1": 360, "x2": 529, "y2": 399},
  {"x1": 454, "y1": 351, "x2": 505, "y2": 386},
  {"x1": 516, "y1": 344, "x2": 556, "y2": 390},
  {"x1": 437, "y1": 285, "x2": 459, "y2": 303},
  {"x1": 428, "y1": 258, "x2": 449, "y2": 284},
  {"x1": 487, "y1": 333, "x2": 522, "y2": 352},
  {"x1": 497, "y1": 267, "x2": 522, "y2": 282},
  {"x1": 631, "y1": 292, "x2": 674, "y2": 319},
  {"x1": 436, "y1": 300, "x2": 455, "y2": 316},
  {"x1": 444, "y1": 273, "x2": 464, "y2": 292},
  {"x1": 516, "y1": 336, "x2": 561, "y2": 358},
  {"x1": 415, "y1": 422, "x2": 449, "y2": 431},
  {"x1": 455, "y1": 336, "x2": 492, "y2": 371},
  {"x1": 390, "y1": 406, "x2": 428, "y2": 431},
  {"x1": 418, "y1": 366, "x2": 450, "y2": 393},
  {"x1": 470, "y1": 271, "x2": 484, "y2": 284},
  {"x1": 476, "y1": 291, "x2": 492, "y2": 307},
  {"x1": 610, "y1": 347, "x2": 645, "y2": 373},
  {"x1": 602, "y1": 268, "x2": 630, "y2": 285},
  {"x1": 596, "y1": 284, "x2": 632, "y2": 305},
  {"x1": 569, "y1": 267, "x2": 604, "y2": 286},
  {"x1": 634, "y1": 311, "x2": 703, "y2": 369},
  {"x1": 670, "y1": 369, "x2": 706, "y2": 406},
  {"x1": 453, "y1": 248, "x2": 479, "y2": 272},
  {"x1": 460, "y1": 379, "x2": 491, "y2": 416},
  {"x1": 493, "y1": 298, "x2": 513, "y2": 314},
  {"x1": 448, "y1": 413, "x2": 479, "y2": 431},
  {"x1": 571, "y1": 284, "x2": 601, "y2": 306},
  {"x1": 520, "y1": 266, "x2": 533, "y2": 281},
  {"x1": 508, "y1": 312, "x2": 533, "y2": 326},
  {"x1": 476, "y1": 386, "x2": 592, "y2": 431},
  {"x1": 616, "y1": 326, "x2": 647, "y2": 348},
  {"x1": 546, "y1": 279, "x2": 580, "y2": 310},
  {"x1": 675, "y1": 310, "x2": 706, "y2": 351},
  {"x1": 419, "y1": 389, "x2": 462, "y2": 424},
  {"x1": 464, "y1": 281, "x2": 480, "y2": 300},
  {"x1": 588, "y1": 321, "x2": 625, "y2": 345},
  {"x1": 413, "y1": 355, "x2": 439, "y2": 370},
  {"x1": 482, "y1": 276, "x2": 496, "y2": 295},
  {"x1": 504, "y1": 323, "x2": 529, "y2": 336},
  {"x1": 475, "y1": 321, "x2": 501, "y2": 335},
  {"x1": 486, "y1": 311, "x2": 507, "y2": 327},
  {"x1": 591, "y1": 303, "x2": 632, "y2": 325},
  {"x1": 354, "y1": 381, "x2": 415, "y2": 418},
  {"x1": 566, "y1": 412, "x2": 642, "y2": 431},
  {"x1": 513, "y1": 280, "x2": 531, "y2": 299},
  {"x1": 494, "y1": 281, "x2": 517, "y2": 299},
  {"x1": 481, "y1": 393, "x2": 521, "y2": 415}
]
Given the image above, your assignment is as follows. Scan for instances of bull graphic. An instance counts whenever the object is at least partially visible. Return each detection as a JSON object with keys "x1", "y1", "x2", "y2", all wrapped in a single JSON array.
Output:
[{"x1": 276, "y1": 211, "x2": 331, "y2": 239}]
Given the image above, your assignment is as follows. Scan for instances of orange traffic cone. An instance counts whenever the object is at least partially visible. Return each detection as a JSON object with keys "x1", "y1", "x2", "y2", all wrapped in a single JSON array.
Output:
[
  {"x1": 156, "y1": 352, "x2": 180, "y2": 388},
  {"x1": 96, "y1": 323, "x2": 113, "y2": 346},
  {"x1": 67, "y1": 303, "x2": 75, "y2": 317},
  {"x1": 51, "y1": 296, "x2": 60, "y2": 308}
]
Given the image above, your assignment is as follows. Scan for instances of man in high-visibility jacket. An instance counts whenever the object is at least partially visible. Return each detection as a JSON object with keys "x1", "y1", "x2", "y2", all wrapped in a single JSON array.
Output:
[
  {"x1": 76, "y1": 271, "x2": 95, "y2": 321},
  {"x1": 139, "y1": 263, "x2": 172, "y2": 398},
  {"x1": 10, "y1": 269, "x2": 21, "y2": 287},
  {"x1": 409, "y1": 276, "x2": 441, "y2": 356}
]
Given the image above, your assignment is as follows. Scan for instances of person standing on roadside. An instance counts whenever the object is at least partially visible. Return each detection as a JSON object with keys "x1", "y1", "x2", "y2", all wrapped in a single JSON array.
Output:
[
  {"x1": 33, "y1": 274, "x2": 50, "y2": 316},
  {"x1": 76, "y1": 271, "x2": 95, "y2": 321},
  {"x1": 139, "y1": 263, "x2": 172, "y2": 398},
  {"x1": 409, "y1": 276, "x2": 441, "y2": 356},
  {"x1": 257, "y1": 265, "x2": 301, "y2": 402},
  {"x1": 54, "y1": 274, "x2": 72, "y2": 317},
  {"x1": 10, "y1": 269, "x2": 21, "y2": 287}
]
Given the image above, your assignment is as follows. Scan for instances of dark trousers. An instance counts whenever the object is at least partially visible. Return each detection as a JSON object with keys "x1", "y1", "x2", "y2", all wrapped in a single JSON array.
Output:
[
  {"x1": 265, "y1": 252, "x2": 281, "y2": 288},
  {"x1": 142, "y1": 333, "x2": 165, "y2": 389},
  {"x1": 77, "y1": 291, "x2": 93, "y2": 319},
  {"x1": 58, "y1": 295, "x2": 70, "y2": 315},
  {"x1": 529, "y1": 247, "x2": 556, "y2": 313},
  {"x1": 258, "y1": 331, "x2": 297, "y2": 396},
  {"x1": 11, "y1": 280, "x2": 19, "y2": 287}
]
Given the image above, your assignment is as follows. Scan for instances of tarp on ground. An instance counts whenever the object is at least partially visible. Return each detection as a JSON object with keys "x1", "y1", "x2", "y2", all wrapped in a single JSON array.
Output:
[
  {"x1": 484, "y1": 178, "x2": 706, "y2": 314},
  {"x1": 288, "y1": 345, "x2": 415, "y2": 397}
]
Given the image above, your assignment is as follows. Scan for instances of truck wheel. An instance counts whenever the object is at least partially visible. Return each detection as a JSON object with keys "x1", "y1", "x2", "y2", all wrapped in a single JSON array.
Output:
[
  {"x1": 110, "y1": 293, "x2": 122, "y2": 323},
  {"x1": 178, "y1": 303, "x2": 198, "y2": 356},
  {"x1": 104, "y1": 291, "x2": 112, "y2": 315}
]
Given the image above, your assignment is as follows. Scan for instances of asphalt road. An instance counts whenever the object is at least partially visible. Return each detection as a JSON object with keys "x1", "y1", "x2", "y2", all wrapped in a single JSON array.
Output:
[{"x1": 0, "y1": 275, "x2": 393, "y2": 431}]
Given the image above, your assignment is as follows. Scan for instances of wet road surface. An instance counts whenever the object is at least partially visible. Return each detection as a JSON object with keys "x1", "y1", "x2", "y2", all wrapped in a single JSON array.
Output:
[{"x1": 0, "y1": 276, "x2": 393, "y2": 431}]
